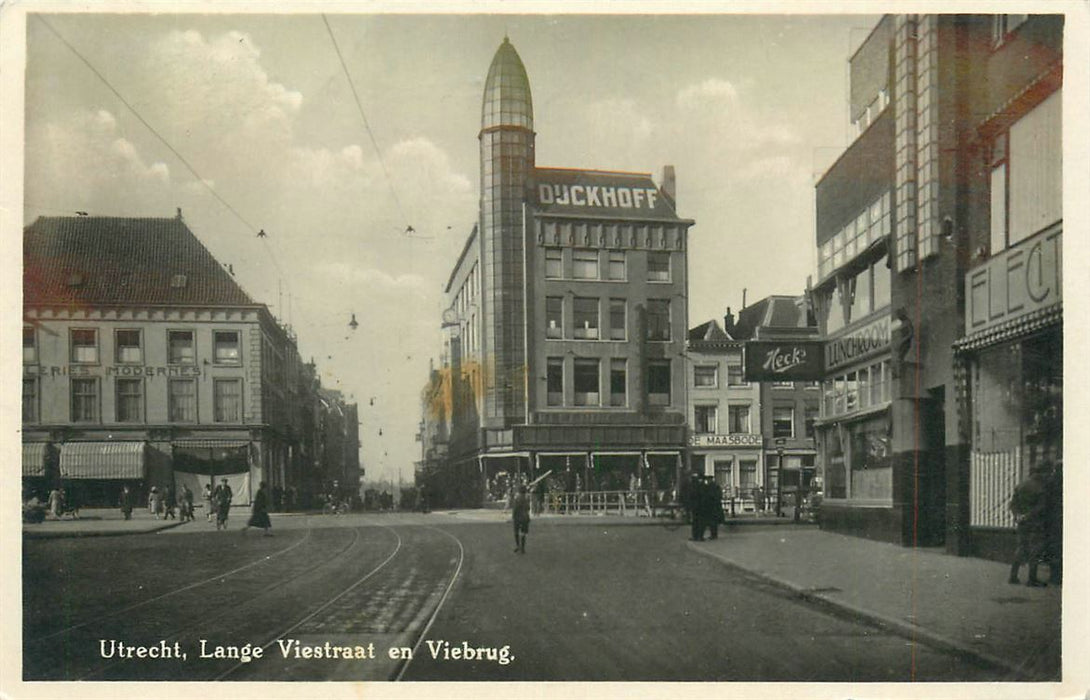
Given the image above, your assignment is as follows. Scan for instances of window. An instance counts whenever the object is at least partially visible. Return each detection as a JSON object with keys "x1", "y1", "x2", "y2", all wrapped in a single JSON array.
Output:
[
  {"x1": 647, "y1": 360, "x2": 671, "y2": 406},
  {"x1": 71, "y1": 378, "x2": 99, "y2": 422},
  {"x1": 214, "y1": 379, "x2": 242, "y2": 423},
  {"x1": 610, "y1": 358, "x2": 627, "y2": 407},
  {"x1": 168, "y1": 330, "x2": 195, "y2": 365},
  {"x1": 116, "y1": 378, "x2": 144, "y2": 423},
  {"x1": 739, "y1": 460, "x2": 758, "y2": 490},
  {"x1": 23, "y1": 326, "x2": 36, "y2": 364},
  {"x1": 573, "y1": 358, "x2": 600, "y2": 406},
  {"x1": 572, "y1": 249, "x2": 599, "y2": 280},
  {"x1": 546, "y1": 297, "x2": 564, "y2": 339},
  {"x1": 773, "y1": 407, "x2": 795, "y2": 438},
  {"x1": 573, "y1": 298, "x2": 599, "y2": 340},
  {"x1": 989, "y1": 133, "x2": 1009, "y2": 254},
  {"x1": 607, "y1": 250, "x2": 626, "y2": 280},
  {"x1": 168, "y1": 379, "x2": 197, "y2": 422},
  {"x1": 70, "y1": 329, "x2": 99, "y2": 364},
  {"x1": 694, "y1": 365, "x2": 718, "y2": 388},
  {"x1": 728, "y1": 405, "x2": 751, "y2": 433},
  {"x1": 849, "y1": 266, "x2": 873, "y2": 323},
  {"x1": 609, "y1": 299, "x2": 626, "y2": 340},
  {"x1": 873, "y1": 256, "x2": 891, "y2": 310},
  {"x1": 115, "y1": 329, "x2": 142, "y2": 364},
  {"x1": 23, "y1": 378, "x2": 38, "y2": 422},
  {"x1": 805, "y1": 405, "x2": 819, "y2": 439},
  {"x1": 546, "y1": 358, "x2": 564, "y2": 406},
  {"x1": 694, "y1": 405, "x2": 718, "y2": 434},
  {"x1": 647, "y1": 251, "x2": 670, "y2": 282},
  {"x1": 545, "y1": 247, "x2": 563, "y2": 278},
  {"x1": 727, "y1": 363, "x2": 746, "y2": 386},
  {"x1": 646, "y1": 299, "x2": 670, "y2": 341},
  {"x1": 214, "y1": 331, "x2": 241, "y2": 365},
  {"x1": 824, "y1": 285, "x2": 846, "y2": 334},
  {"x1": 714, "y1": 460, "x2": 733, "y2": 492}
]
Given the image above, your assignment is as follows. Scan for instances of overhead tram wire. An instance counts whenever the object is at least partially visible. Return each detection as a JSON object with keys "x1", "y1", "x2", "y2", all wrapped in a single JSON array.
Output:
[
  {"x1": 34, "y1": 15, "x2": 286, "y2": 282},
  {"x1": 321, "y1": 14, "x2": 409, "y2": 230}
]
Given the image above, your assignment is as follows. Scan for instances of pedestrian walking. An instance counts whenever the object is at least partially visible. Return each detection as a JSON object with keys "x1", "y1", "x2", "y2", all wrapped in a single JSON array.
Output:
[
  {"x1": 204, "y1": 483, "x2": 215, "y2": 523},
  {"x1": 243, "y1": 481, "x2": 273, "y2": 536},
  {"x1": 512, "y1": 484, "x2": 530, "y2": 554},
  {"x1": 213, "y1": 478, "x2": 233, "y2": 531},
  {"x1": 1009, "y1": 463, "x2": 1048, "y2": 587},
  {"x1": 687, "y1": 473, "x2": 706, "y2": 541},
  {"x1": 163, "y1": 485, "x2": 176, "y2": 520},
  {"x1": 705, "y1": 477, "x2": 724, "y2": 540},
  {"x1": 148, "y1": 486, "x2": 163, "y2": 519},
  {"x1": 180, "y1": 484, "x2": 194, "y2": 522},
  {"x1": 48, "y1": 487, "x2": 64, "y2": 520},
  {"x1": 119, "y1": 485, "x2": 134, "y2": 520}
]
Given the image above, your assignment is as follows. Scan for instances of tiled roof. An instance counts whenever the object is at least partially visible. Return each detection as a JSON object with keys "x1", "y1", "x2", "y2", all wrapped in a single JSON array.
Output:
[
  {"x1": 23, "y1": 215, "x2": 255, "y2": 307},
  {"x1": 688, "y1": 318, "x2": 734, "y2": 343},
  {"x1": 735, "y1": 295, "x2": 808, "y2": 339}
]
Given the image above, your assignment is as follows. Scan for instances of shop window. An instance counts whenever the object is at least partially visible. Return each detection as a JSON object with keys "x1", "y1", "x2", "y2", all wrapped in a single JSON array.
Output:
[
  {"x1": 168, "y1": 379, "x2": 197, "y2": 422},
  {"x1": 546, "y1": 358, "x2": 563, "y2": 406},
  {"x1": 694, "y1": 405, "x2": 718, "y2": 434},
  {"x1": 573, "y1": 358, "x2": 600, "y2": 406},
  {"x1": 168, "y1": 330, "x2": 195, "y2": 365},
  {"x1": 115, "y1": 378, "x2": 144, "y2": 423},
  {"x1": 647, "y1": 360, "x2": 671, "y2": 406},
  {"x1": 610, "y1": 358, "x2": 627, "y2": 407},
  {"x1": 647, "y1": 251, "x2": 671, "y2": 282},
  {"x1": 694, "y1": 365, "x2": 718, "y2": 388},
  {"x1": 23, "y1": 378, "x2": 38, "y2": 423},
  {"x1": 70, "y1": 328, "x2": 99, "y2": 364},
  {"x1": 607, "y1": 250, "x2": 626, "y2": 281},
  {"x1": 572, "y1": 249, "x2": 599, "y2": 280},
  {"x1": 115, "y1": 329, "x2": 143, "y2": 364},
  {"x1": 609, "y1": 299, "x2": 626, "y2": 340},
  {"x1": 573, "y1": 298, "x2": 599, "y2": 339},
  {"x1": 546, "y1": 297, "x2": 564, "y2": 339},
  {"x1": 71, "y1": 377, "x2": 99, "y2": 422},
  {"x1": 214, "y1": 331, "x2": 241, "y2": 365},
  {"x1": 545, "y1": 247, "x2": 563, "y2": 279},
  {"x1": 849, "y1": 416, "x2": 892, "y2": 501},
  {"x1": 646, "y1": 300, "x2": 670, "y2": 341},
  {"x1": 23, "y1": 326, "x2": 36, "y2": 364},
  {"x1": 728, "y1": 404, "x2": 751, "y2": 433},
  {"x1": 214, "y1": 379, "x2": 242, "y2": 422},
  {"x1": 772, "y1": 406, "x2": 795, "y2": 438}
]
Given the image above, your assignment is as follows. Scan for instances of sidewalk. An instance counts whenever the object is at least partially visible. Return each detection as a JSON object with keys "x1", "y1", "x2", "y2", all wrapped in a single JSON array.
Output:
[
  {"x1": 689, "y1": 525, "x2": 1061, "y2": 680},
  {"x1": 23, "y1": 507, "x2": 196, "y2": 538}
]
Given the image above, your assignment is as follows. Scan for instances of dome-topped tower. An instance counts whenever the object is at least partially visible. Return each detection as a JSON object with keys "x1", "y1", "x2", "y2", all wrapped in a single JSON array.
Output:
[{"x1": 478, "y1": 37, "x2": 535, "y2": 426}]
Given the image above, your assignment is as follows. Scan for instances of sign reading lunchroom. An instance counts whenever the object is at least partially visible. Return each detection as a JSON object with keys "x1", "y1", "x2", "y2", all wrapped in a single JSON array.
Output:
[
  {"x1": 744, "y1": 341, "x2": 825, "y2": 382},
  {"x1": 825, "y1": 316, "x2": 890, "y2": 372}
]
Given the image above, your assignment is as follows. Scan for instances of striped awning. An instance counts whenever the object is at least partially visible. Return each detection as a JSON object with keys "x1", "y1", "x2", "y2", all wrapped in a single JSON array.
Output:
[
  {"x1": 23, "y1": 443, "x2": 50, "y2": 477},
  {"x1": 60, "y1": 442, "x2": 145, "y2": 480},
  {"x1": 954, "y1": 303, "x2": 1062, "y2": 353}
]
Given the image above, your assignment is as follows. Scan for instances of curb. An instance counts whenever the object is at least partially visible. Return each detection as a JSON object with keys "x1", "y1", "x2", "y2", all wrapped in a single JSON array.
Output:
[
  {"x1": 685, "y1": 540, "x2": 1037, "y2": 680},
  {"x1": 23, "y1": 519, "x2": 188, "y2": 540}
]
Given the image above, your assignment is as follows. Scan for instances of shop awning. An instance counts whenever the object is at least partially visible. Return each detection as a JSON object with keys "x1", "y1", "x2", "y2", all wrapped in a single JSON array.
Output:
[
  {"x1": 172, "y1": 439, "x2": 251, "y2": 449},
  {"x1": 954, "y1": 303, "x2": 1062, "y2": 353},
  {"x1": 22, "y1": 443, "x2": 50, "y2": 477},
  {"x1": 60, "y1": 442, "x2": 145, "y2": 480}
]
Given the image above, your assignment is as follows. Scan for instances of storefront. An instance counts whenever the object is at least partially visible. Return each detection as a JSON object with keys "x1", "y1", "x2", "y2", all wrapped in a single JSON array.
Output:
[
  {"x1": 688, "y1": 433, "x2": 763, "y2": 510},
  {"x1": 954, "y1": 226, "x2": 1062, "y2": 560}
]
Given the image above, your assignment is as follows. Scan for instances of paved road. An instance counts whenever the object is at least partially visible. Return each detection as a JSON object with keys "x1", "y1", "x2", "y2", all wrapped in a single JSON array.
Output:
[{"x1": 22, "y1": 513, "x2": 999, "y2": 681}]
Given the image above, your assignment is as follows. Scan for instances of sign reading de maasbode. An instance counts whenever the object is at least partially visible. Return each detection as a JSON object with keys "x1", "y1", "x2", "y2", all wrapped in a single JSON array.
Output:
[{"x1": 743, "y1": 341, "x2": 825, "y2": 382}]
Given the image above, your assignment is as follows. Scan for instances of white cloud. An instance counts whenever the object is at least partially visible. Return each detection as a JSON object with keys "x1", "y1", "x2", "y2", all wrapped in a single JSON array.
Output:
[{"x1": 676, "y1": 78, "x2": 739, "y2": 111}]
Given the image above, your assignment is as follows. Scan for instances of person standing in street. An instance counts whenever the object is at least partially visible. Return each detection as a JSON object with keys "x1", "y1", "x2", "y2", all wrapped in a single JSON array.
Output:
[
  {"x1": 243, "y1": 481, "x2": 273, "y2": 536},
  {"x1": 204, "y1": 483, "x2": 215, "y2": 523},
  {"x1": 1009, "y1": 463, "x2": 1048, "y2": 587},
  {"x1": 148, "y1": 486, "x2": 163, "y2": 519},
  {"x1": 119, "y1": 485, "x2": 134, "y2": 520},
  {"x1": 179, "y1": 484, "x2": 194, "y2": 522},
  {"x1": 163, "y1": 485, "x2": 176, "y2": 520},
  {"x1": 689, "y1": 474, "x2": 706, "y2": 541},
  {"x1": 706, "y1": 477, "x2": 724, "y2": 540},
  {"x1": 48, "y1": 487, "x2": 64, "y2": 520},
  {"x1": 213, "y1": 478, "x2": 233, "y2": 531},
  {"x1": 512, "y1": 484, "x2": 530, "y2": 554}
]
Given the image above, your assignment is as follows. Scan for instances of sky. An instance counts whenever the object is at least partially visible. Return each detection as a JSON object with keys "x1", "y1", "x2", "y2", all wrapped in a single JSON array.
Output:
[{"x1": 17, "y1": 9, "x2": 882, "y2": 483}]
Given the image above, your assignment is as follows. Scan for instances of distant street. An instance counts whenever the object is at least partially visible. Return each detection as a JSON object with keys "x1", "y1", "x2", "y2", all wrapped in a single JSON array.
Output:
[{"x1": 23, "y1": 512, "x2": 999, "y2": 681}]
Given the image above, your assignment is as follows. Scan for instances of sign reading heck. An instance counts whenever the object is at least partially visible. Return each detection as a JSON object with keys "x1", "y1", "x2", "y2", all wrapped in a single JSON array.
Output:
[
  {"x1": 744, "y1": 341, "x2": 825, "y2": 382},
  {"x1": 537, "y1": 183, "x2": 660, "y2": 211}
]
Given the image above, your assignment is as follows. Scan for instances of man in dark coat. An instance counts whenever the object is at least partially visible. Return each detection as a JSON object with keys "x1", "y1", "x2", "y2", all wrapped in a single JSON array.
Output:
[
  {"x1": 1009, "y1": 464, "x2": 1048, "y2": 586},
  {"x1": 689, "y1": 474, "x2": 706, "y2": 541},
  {"x1": 243, "y1": 481, "x2": 272, "y2": 536},
  {"x1": 705, "y1": 477, "x2": 724, "y2": 540},
  {"x1": 512, "y1": 484, "x2": 530, "y2": 554}
]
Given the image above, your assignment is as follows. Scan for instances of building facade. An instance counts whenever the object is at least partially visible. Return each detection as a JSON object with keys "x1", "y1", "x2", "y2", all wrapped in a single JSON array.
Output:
[
  {"x1": 810, "y1": 14, "x2": 1062, "y2": 555},
  {"x1": 425, "y1": 38, "x2": 694, "y2": 506},
  {"x1": 22, "y1": 213, "x2": 358, "y2": 508}
]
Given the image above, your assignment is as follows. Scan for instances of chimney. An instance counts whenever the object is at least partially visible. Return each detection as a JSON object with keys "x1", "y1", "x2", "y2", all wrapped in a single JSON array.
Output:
[
  {"x1": 661, "y1": 165, "x2": 676, "y2": 205},
  {"x1": 723, "y1": 307, "x2": 736, "y2": 336}
]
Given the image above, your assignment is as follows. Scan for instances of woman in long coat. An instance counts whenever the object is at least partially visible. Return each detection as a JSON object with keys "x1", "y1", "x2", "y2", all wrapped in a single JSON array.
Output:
[{"x1": 243, "y1": 481, "x2": 272, "y2": 536}]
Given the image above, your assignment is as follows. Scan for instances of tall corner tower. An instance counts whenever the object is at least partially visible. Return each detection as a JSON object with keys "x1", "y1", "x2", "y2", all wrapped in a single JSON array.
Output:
[{"x1": 479, "y1": 37, "x2": 535, "y2": 426}]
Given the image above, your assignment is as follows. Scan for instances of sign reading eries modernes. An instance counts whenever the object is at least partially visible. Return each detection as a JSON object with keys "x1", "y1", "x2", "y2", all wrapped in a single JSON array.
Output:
[
  {"x1": 744, "y1": 341, "x2": 825, "y2": 382},
  {"x1": 538, "y1": 184, "x2": 660, "y2": 210},
  {"x1": 825, "y1": 316, "x2": 890, "y2": 371}
]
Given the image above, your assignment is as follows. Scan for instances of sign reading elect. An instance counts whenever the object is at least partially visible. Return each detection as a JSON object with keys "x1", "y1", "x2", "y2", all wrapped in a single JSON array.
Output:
[
  {"x1": 744, "y1": 341, "x2": 825, "y2": 382},
  {"x1": 538, "y1": 183, "x2": 661, "y2": 210}
]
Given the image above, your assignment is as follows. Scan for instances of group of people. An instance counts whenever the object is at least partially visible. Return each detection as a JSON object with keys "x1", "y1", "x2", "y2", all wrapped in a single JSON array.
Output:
[
  {"x1": 1008, "y1": 459, "x2": 1062, "y2": 587},
  {"x1": 681, "y1": 473, "x2": 725, "y2": 542},
  {"x1": 46, "y1": 487, "x2": 79, "y2": 520},
  {"x1": 143, "y1": 485, "x2": 197, "y2": 522}
]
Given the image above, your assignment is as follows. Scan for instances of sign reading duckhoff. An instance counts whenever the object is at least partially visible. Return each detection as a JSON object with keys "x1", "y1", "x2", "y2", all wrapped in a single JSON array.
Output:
[{"x1": 744, "y1": 341, "x2": 825, "y2": 382}]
